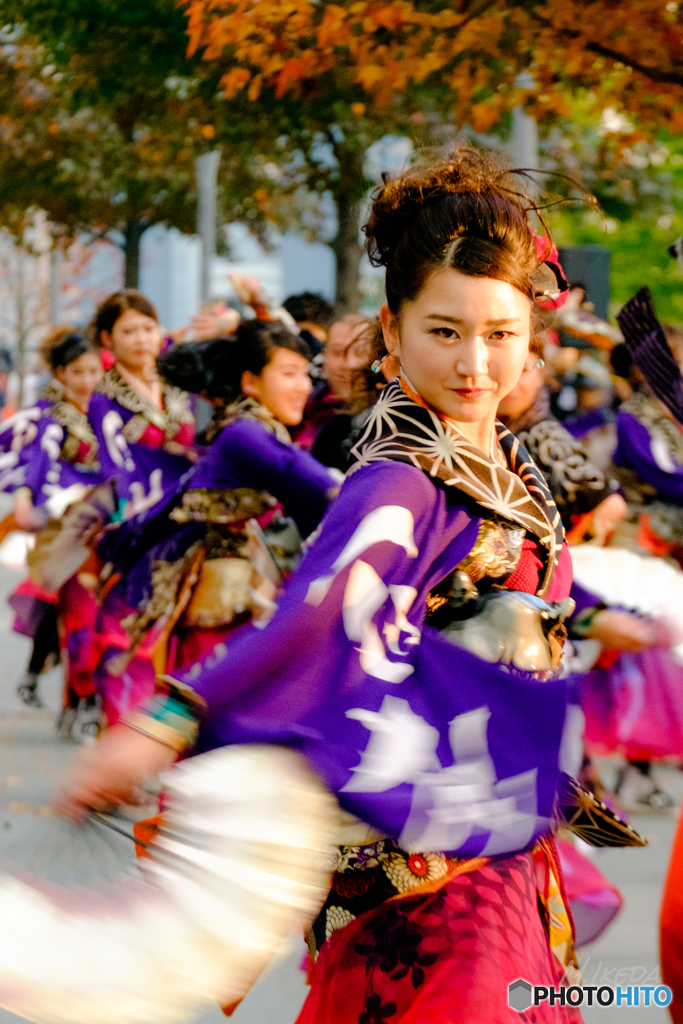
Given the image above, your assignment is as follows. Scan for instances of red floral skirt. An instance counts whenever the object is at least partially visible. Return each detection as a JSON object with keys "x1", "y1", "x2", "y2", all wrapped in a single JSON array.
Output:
[{"x1": 298, "y1": 851, "x2": 582, "y2": 1024}]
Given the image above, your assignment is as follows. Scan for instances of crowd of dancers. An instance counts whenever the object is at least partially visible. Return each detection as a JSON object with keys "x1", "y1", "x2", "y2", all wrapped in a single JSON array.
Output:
[{"x1": 0, "y1": 146, "x2": 681, "y2": 1022}]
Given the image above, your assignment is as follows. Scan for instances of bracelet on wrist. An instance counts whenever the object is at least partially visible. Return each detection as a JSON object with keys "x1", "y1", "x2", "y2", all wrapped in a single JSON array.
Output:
[
  {"x1": 123, "y1": 678, "x2": 204, "y2": 753},
  {"x1": 570, "y1": 604, "x2": 606, "y2": 638}
]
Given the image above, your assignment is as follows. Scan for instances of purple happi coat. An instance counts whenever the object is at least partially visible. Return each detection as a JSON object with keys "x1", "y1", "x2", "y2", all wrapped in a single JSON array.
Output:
[
  {"x1": 615, "y1": 403, "x2": 683, "y2": 506},
  {"x1": 88, "y1": 367, "x2": 195, "y2": 516},
  {"x1": 17, "y1": 383, "x2": 101, "y2": 510},
  {"x1": 0, "y1": 401, "x2": 52, "y2": 495},
  {"x1": 176, "y1": 378, "x2": 572, "y2": 860},
  {"x1": 5, "y1": 382, "x2": 102, "y2": 707}
]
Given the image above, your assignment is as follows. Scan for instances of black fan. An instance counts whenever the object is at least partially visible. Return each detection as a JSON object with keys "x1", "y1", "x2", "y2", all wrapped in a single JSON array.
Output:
[
  {"x1": 556, "y1": 772, "x2": 647, "y2": 848},
  {"x1": 617, "y1": 287, "x2": 683, "y2": 426}
]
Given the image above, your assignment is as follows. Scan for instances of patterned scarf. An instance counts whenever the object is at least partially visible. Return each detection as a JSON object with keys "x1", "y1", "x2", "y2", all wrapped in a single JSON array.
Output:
[
  {"x1": 39, "y1": 380, "x2": 98, "y2": 466},
  {"x1": 96, "y1": 367, "x2": 193, "y2": 441},
  {"x1": 622, "y1": 389, "x2": 683, "y2": 466},
  {"x1": 203, "y1": 395, "x2": 292, "y2": 446},
  {"x1": 348, "y1": 377, "x2": 564, "y2": 597}
]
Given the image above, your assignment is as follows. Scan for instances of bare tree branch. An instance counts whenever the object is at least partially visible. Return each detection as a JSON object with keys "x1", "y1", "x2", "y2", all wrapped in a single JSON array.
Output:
[{"x1": 585, "y1": 40, "x2": 683, "y2": 87}]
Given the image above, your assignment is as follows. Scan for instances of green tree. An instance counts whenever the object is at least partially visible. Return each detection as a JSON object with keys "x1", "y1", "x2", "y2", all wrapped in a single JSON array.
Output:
[
  {"x1": 538, "y1": 96, "x2": 683, "y2": 321},
  {"x1": 2, "y1": 0, "x2": 284, "y2": 286}
]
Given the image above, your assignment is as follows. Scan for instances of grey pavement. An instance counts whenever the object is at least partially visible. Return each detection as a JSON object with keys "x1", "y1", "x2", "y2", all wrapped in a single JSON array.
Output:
[{"x1": 0, "y1": 521, "x2": 675, "y2": 1022}]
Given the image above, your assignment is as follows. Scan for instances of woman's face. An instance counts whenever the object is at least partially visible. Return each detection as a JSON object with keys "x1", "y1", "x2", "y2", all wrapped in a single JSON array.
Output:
[
  {"x1": 497, "y1": 362, "x2": 544, "y2": 420},
  {"x1": 382, "y1": 269, "x2": 531, "y2": 427},
  {"x1": 241, "y1": 346, "x2": 313, "y2": 425},
  {"x1": 101, "y1": 308, "x2": 161, "y2": 372},
  {"x1": 55, "y1": 352, "x2": 104, "y2": 407}
]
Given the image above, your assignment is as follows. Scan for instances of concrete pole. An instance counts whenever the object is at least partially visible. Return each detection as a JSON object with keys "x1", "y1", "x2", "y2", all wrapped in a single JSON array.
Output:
[
  {"x1": 49, "y1": 246, "x2": 62, "y2": 324},
  {"x1": 195, "y1": 149, "x2": 221, "y2": 306},
  {"x1": 510, "y1": 108, "x2": 539, "y2": 171}
]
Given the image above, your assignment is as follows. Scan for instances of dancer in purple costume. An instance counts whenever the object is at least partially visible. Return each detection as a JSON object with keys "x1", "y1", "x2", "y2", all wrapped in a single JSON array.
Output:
[
  {"x1": 9, "y1": 331, "x2": 104, "y2": 738},
  {"x1": 96, "y1": 320, "x2": 338, "y2": 722},
  {"x1": 87, "y1": 290, "x2": 195, "y2": 516},
  {"x1": 87, "y1": 291, "x2": 195, "y2": 725}
]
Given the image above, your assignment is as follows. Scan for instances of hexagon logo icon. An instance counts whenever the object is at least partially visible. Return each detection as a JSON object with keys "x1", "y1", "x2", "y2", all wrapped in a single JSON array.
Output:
[{"x1": 508, "y1": 978, "x2": 533, "y2": 1012}]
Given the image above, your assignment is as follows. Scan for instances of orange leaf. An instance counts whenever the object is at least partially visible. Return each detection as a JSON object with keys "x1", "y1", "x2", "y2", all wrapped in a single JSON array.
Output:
[
  {"x1": 356, "y1": 64, "x2": 384, "y2": 90},
  {"x1": 275, "y1": 56, "x2": 309, "y2": 97},
  {"x1": 470, "y1": 102, "x2": 501, "y2": 133},
  {"x1": 221, "y1": 67, "x2": 251, "y2": 99},
  {"x1": 248, "y1": 74, "x2": 263, "y2": 101}
]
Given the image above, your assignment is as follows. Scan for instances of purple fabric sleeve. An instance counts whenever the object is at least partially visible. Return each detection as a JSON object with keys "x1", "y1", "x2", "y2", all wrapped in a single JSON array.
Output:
[
  {"x1": 563, "y1": 408, "x2": 610, "y2": 440},
  {"x1": 16, "y1": 414, "x2": 100, "y2": 507},
  {"x1": 190, "y1": 419, "x2": 334, "y2": 537},
  {"x1": 0, "y1": 404, "x2": 46, "y2": 493},
  {"x1": 175, "y1": 461, "x2": 569, "y2": 858},
  {"x1": 614, "y1": 411, "x2": 683, "y2": 505},
  {"x1": 88, "y1": 393, "x2": 191, "y2": 510}
]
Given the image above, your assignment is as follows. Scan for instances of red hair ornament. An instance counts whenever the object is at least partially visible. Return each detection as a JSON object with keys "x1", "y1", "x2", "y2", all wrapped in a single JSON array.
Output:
[{"x1": 533, "y1": 233, "x2": 569, "y2": 311}]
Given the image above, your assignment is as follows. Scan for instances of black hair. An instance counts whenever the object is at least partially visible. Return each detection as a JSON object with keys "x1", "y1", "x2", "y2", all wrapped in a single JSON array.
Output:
[
  {"x1": 43, "y1": 330, "x2": 98, "y2": 372},
  {"x1": 282, "y1": 292, "x2": 335, "y2": 329},
  {"x1": 610, "y1": 343, "x2": 633, "y2": 380},
  {"x1": 156, "y1": 319, "x2": 311, "y2": 402}
]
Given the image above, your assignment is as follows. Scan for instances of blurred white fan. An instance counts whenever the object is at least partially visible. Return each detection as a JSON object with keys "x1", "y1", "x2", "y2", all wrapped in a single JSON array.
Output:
[
  {"x1": 0, "y1": 812, "x2": 138, "y2": 889},
  {"x1": 0, "y1": 530, "x2": 35, "y2": 572},
  {"x1": 570, "y1": 545, "x2": 683, "y2": 663},
  {"x1": 0, "y1": 745, "x2": 337, "y2": 1024}
]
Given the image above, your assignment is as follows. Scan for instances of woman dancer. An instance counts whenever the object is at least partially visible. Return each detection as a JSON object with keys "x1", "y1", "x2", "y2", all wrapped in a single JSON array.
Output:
[
  {"x1": 88, "y1": 289, "x2": 195, "y2": 518},
  {"x1": 51, "y1": 148, "x2": 622, "y2": 1024},
  {"x1": 11, "y1": 331, "x2": 103, "y2": 738},
  {"x1": 88, "y1": 291, "x2": 195, "y2": 724},
  {"x1": 96, "y1": 320, "x2": 339, "y2": 718}
]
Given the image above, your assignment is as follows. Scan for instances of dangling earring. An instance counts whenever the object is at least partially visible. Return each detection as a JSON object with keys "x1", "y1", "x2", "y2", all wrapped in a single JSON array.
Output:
[
  {"x1": 370, "y1": 358, "x2": 384, "y2": 373},
  {"x1": 537, "y1": 358, "x2": 545, "y2": 369}
]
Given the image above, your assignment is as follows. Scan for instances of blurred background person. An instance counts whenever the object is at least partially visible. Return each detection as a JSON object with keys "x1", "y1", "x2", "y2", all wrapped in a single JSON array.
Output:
[
  {"x1": 295, "y1": 313, "x2": 372, "y2": 459},
  {"x1": 497, "y1": 349, "x2": 626, "y2": 545},
  {"x1": 9, "y1": 328, "x2": 103, "y2": 742},
  {"x1": 282, "y1": 291, "x2": 335, "y2": 357}
]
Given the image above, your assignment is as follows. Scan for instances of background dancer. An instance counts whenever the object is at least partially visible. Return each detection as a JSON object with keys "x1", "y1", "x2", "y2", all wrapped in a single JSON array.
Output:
[
  {"x1": 497, "y1": 350, "x2": 627, "y2": 545},
  {"x1": 88, "y1": 289, "x2": 195, "y2": 518},
  {"x1": 571, "y1": 290, "x2": 683, "y2": 811},
  {"x1": 9, "y1": 331, "x2": 103, "y2": 741},
  {"x1": 96, "y1": 320, "x2": 339, "y2": 713},
  {"x1": 87, "y1": 290, "x2": 195, "y2": 725}
]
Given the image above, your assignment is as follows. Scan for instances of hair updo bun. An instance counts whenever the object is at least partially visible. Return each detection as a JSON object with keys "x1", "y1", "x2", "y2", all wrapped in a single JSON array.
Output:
[
  {"x1": 364, "y1": 146, "x2": 547, "y2": 326},
  {"x1": 157, "y1": 319, "x2": 311, "y2": 403},
  {"x1": 40, "y1": 326, "x2": 98, "y2": 372}
]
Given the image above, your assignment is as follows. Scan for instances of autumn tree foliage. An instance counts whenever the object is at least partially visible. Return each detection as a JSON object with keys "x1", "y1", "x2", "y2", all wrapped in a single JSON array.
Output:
[{"x1": 185, "y1": 0, "x2": 683, "y2": 308}]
